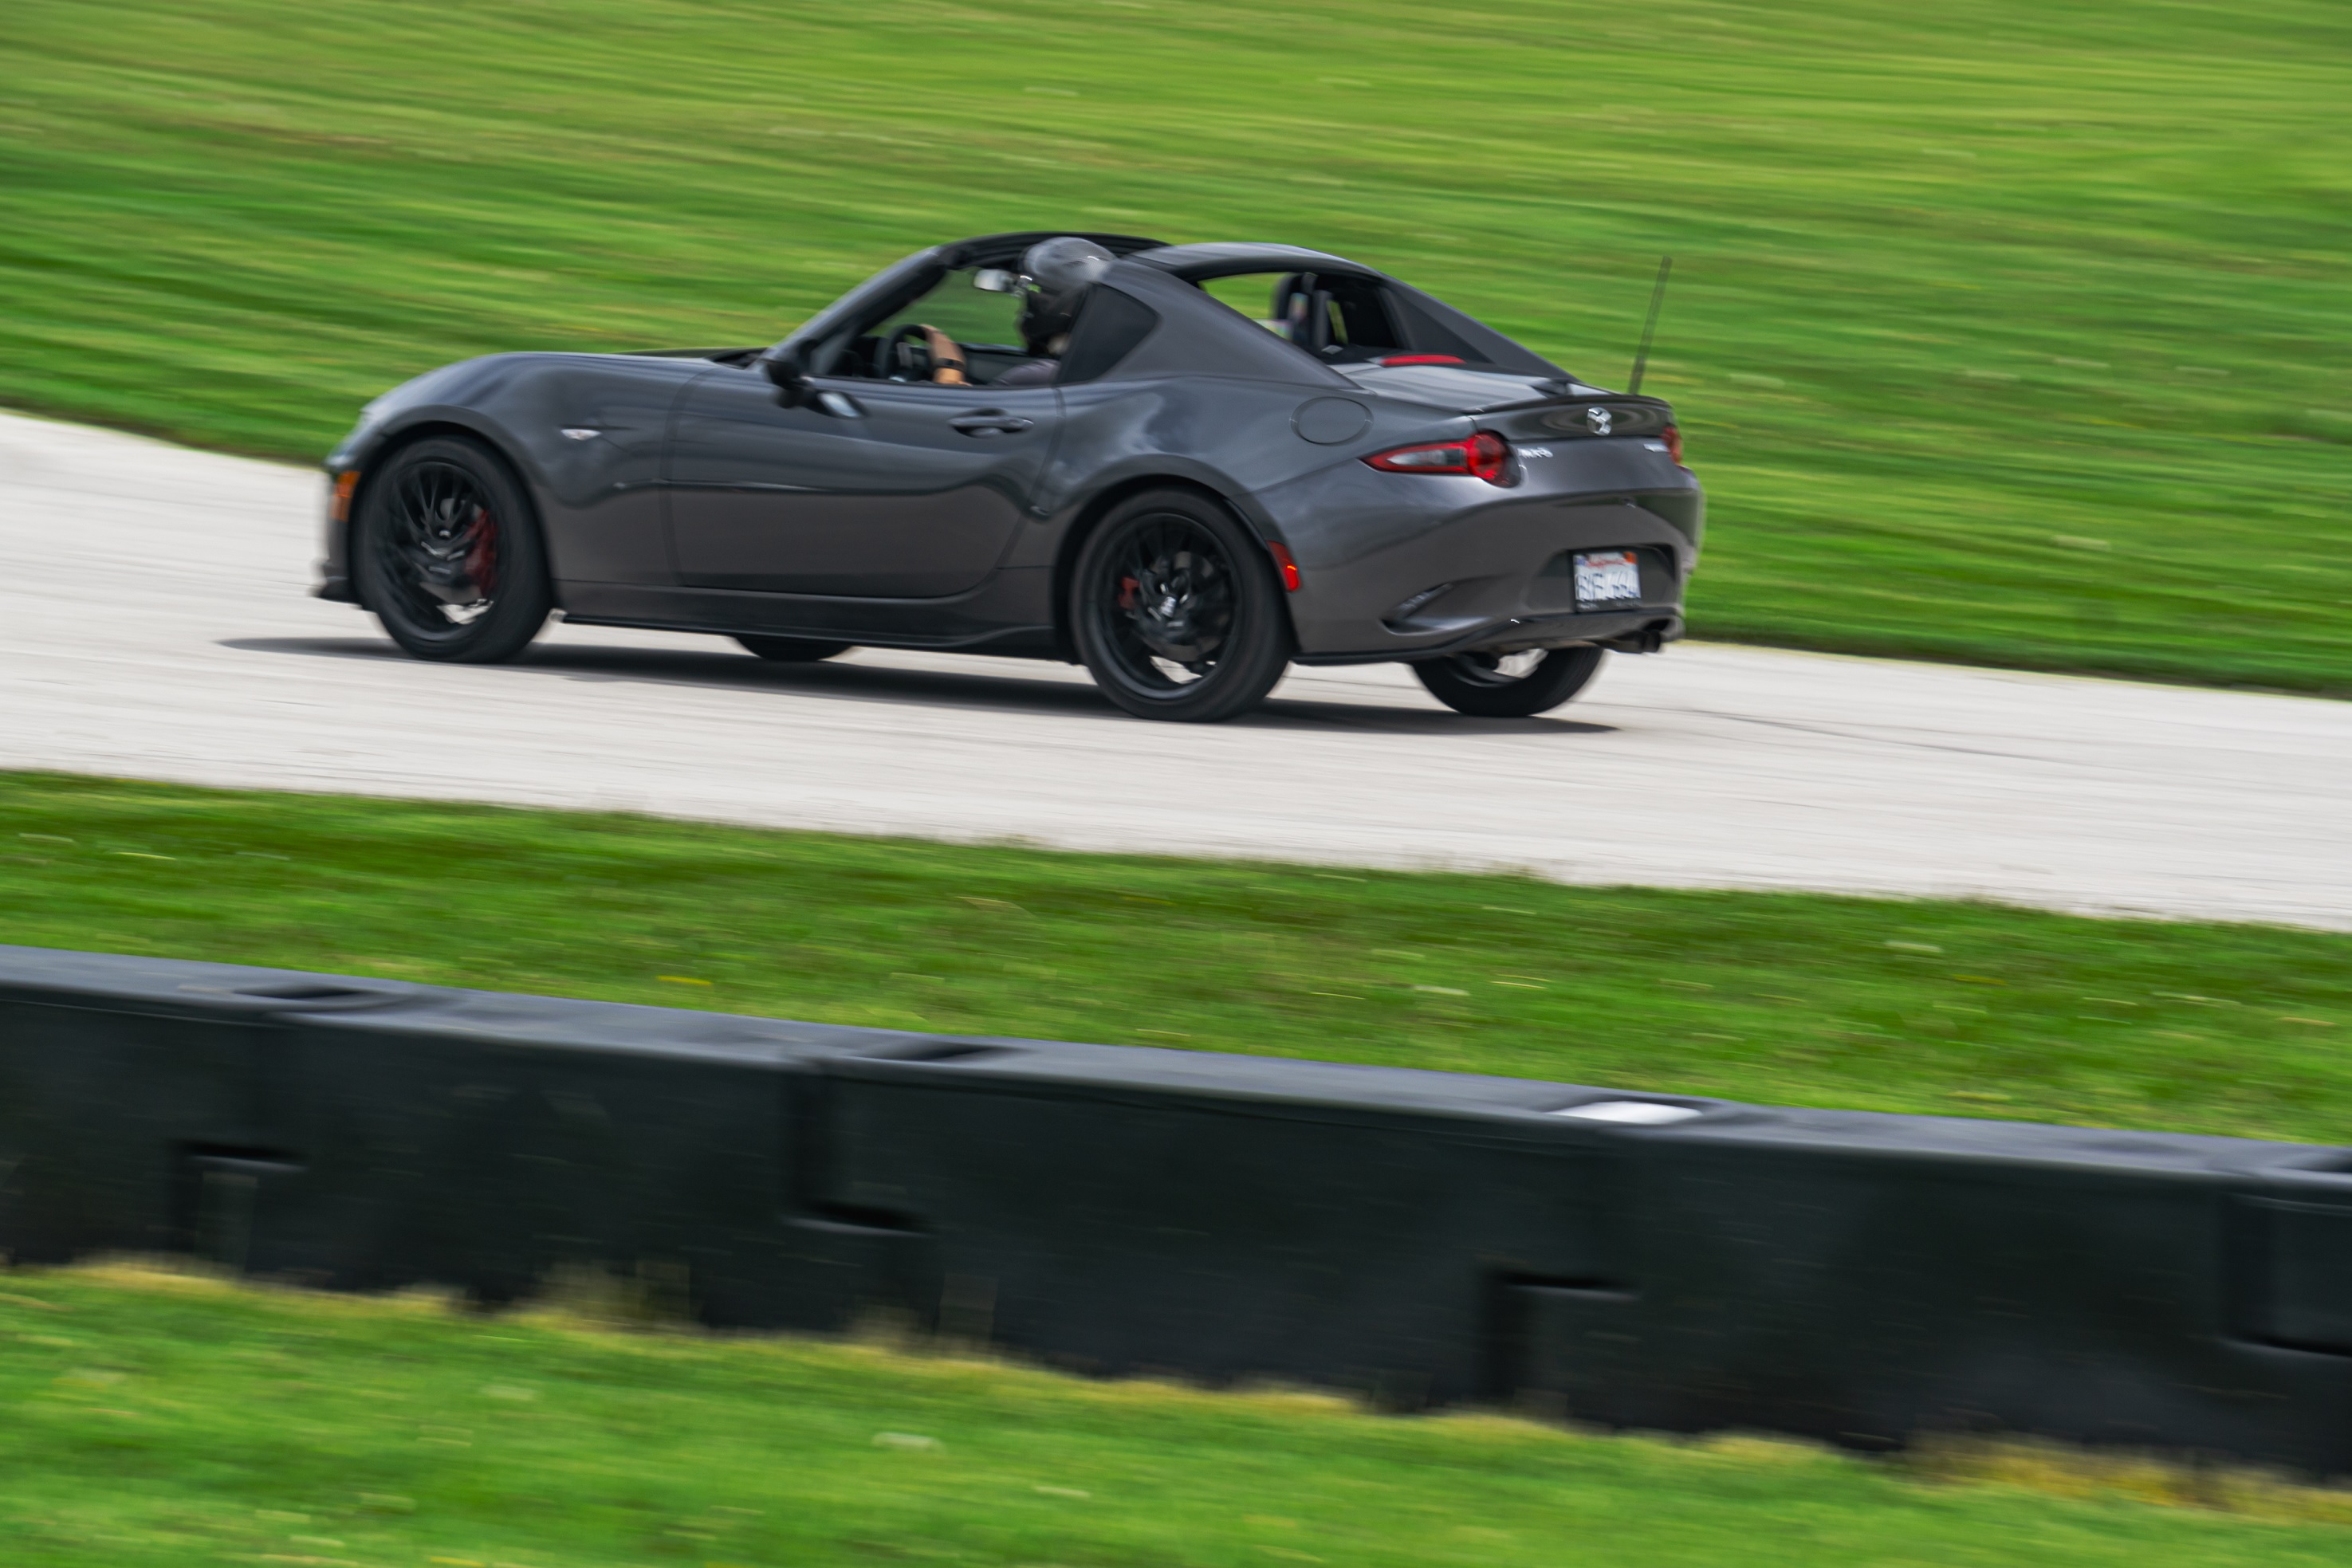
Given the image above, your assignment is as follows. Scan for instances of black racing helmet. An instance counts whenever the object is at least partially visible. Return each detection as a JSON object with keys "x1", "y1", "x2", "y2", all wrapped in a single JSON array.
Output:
[{"x1": 1017, "y1": 236, "x2": 1116, "y2": 355}]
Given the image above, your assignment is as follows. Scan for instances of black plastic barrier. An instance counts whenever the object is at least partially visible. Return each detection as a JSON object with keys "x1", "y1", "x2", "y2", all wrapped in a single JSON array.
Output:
[
  {"x1": 0, "y1": 948, "x2": 917, "y2": 1325},
  {"x1": 3, "y1": 945, "x2": 2349, "y2": 1474},
  {"x1": 816, "y1": 1036, "x2": 1646, "y2": 1405}
]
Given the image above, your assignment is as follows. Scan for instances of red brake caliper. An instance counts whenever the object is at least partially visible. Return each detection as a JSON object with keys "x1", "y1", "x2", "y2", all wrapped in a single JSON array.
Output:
[
  {"x1": 1117, "y1": 574, "x2": 1139, "y2": 611},
  {"x1": 465, "y1": 506, "x2": 498, "y2": 596}
]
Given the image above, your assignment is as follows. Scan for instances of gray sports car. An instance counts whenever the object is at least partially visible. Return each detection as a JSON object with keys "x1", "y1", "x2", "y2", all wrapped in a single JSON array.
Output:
[{"x1": 318, "y1": 231, "x2": 1701, "y2": 721}]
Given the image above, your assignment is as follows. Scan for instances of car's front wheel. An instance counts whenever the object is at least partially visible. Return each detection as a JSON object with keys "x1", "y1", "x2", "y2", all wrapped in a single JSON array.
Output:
[
  {"x1": 1413, "y1": 646, "x2": 1605, "y2": 717},
  {"x1": 352, "y1": 435, "x2": 552, "y2": 663},
  {"x1": 1071, "y1": 489, "x2": 1292, "y2": 723}
]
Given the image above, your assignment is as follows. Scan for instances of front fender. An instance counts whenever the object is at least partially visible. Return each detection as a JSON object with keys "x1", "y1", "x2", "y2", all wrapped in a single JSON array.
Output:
[
  {"x1": 317, "y1": 351, "x2": 697, "y2": 598},
  {"x1": 322, "y1": 355, "x2": 555, "y2": 477},
  {"x1": 315, "y1": 375, "x2": 549, "y2": 605}
]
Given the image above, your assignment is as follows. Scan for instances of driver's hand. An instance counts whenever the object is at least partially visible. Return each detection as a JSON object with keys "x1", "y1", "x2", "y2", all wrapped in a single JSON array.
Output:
[{"x1": 919, "y1": 324, "x2": 969, "y2": 386}]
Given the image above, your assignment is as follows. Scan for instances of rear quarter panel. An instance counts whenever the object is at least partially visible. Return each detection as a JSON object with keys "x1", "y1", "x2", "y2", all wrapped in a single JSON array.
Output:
[{"x1": 1026, "y1": 370, "x2": 1702, "y2": 658}]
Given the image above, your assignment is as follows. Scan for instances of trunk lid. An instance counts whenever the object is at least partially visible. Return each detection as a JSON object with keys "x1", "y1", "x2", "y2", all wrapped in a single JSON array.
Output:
[{"x1": 1333, "y1": 363, "x2": 1676, "y2": 438}]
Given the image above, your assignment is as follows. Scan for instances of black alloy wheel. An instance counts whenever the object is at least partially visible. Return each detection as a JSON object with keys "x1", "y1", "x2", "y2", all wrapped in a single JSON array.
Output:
[
  {"x1": 352, "y1": 435, "x2": 552, "y2": 662},
  {"x1": 1071, "y1": 489, "x2": 1292, "y2": 723},
  {"x1": 1413, "y1": 645, "x2": 1606, "y2": 717},
  {"x1": 736, "y1": 635, "x2": 854, "y2": 662}
]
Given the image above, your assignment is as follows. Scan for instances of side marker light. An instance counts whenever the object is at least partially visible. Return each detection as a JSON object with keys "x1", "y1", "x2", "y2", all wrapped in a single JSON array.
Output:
[
  {"x1": 1662, "y1": 424, "x2": 1684, "y2": 465},
  {"x1": 1267, "y1": 540, "x2": 1303, "y2": 592},
  {"x1": 330, "y1": 470, "x2": 360, "y2": 522}
]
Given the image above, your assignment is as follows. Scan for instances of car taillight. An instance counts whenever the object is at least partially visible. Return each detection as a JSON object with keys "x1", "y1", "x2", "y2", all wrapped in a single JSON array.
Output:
[
  {"x1": 1363, "y1": 430, "x2": 1511, "y2": 486},
  {"x1": 1378, "y1": 354, "x2": 1465, "y2": 367},
  {"x1": 1662, "y1": 424, "x2": 1684, "y2": 465}
]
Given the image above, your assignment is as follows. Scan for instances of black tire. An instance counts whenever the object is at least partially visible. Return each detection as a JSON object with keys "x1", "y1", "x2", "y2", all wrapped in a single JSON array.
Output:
[
  {"x1": 736, "y1": 636, "x2": 853, "y2": 662},
  {"x1": 1413, "y1": 646, "x2": 1606, "y2": 717},
  {"x1": 1070, "y1": 489, "x2": 1292, "y2": 723},
  {"x1": 353, "y1": 435, "x2": 553, "y2": 663}
]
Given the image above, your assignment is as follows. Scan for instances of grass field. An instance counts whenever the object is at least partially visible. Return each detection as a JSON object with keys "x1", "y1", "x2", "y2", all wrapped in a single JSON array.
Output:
[
  {"x1": 2, "y1": 0, "x2": 2350, "y2": 693},
  {"x1": 6, "y1": 770, "x2": 2349, "y2": 1143},
  {"x1": 3, "y1": 1263, "x2": 2350, "y2": 1568}
]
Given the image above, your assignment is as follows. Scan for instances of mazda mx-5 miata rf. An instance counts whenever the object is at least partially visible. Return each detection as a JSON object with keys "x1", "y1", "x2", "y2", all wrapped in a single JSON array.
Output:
[{"x1": 318, "y1": 231, "x2": 1701, "y2": 721}]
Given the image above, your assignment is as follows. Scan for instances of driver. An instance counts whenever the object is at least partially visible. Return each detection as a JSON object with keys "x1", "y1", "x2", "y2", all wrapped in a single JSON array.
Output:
[
  {"x1": 913, "y1": 324, "x2": 968, "y2": 386},
  {"x1": 990, "y1": 236, "x2": 1116, "y2": 387}
]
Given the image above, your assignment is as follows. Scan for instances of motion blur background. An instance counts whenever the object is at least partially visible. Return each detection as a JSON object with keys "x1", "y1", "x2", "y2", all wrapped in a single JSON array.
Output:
[{"x1": 4, "y1": 3, "x2": 2352, "y2": 1566}]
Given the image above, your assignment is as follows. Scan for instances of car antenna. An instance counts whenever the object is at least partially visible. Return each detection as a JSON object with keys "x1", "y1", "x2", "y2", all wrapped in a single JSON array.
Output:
[{"x1": 1626, "y1": 255, "x2": 1674, "y2": 395}]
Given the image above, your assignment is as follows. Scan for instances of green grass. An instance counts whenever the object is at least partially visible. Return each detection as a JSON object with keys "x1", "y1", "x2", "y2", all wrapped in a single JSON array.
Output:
[
  {"x1": 2, "y1": 0, "x2": 2350, "y2": 692},
  {"x1": 5, "y1": 770, "x2": 2349, "y2": 1144},
  {"x1": 2, "y1": 1262, "x2": 2350, "y2": 1568}
]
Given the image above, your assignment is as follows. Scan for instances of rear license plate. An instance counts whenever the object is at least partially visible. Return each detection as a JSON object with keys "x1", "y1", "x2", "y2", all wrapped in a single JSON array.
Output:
[{"x1": 1573, "y1": 549, "x2": 1642, "y2": 607}]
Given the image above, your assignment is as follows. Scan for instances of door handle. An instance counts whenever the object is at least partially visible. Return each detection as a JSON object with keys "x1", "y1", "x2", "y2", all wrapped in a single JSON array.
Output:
[{"x1": 949, "y1": 411, "x2": 1035, "y2": 437}]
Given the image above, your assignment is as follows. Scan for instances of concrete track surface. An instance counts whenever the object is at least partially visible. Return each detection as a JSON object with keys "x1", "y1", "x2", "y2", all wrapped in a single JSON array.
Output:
[{"x1": 3, "y1": 408, "x2": 2345, "y2": 930}]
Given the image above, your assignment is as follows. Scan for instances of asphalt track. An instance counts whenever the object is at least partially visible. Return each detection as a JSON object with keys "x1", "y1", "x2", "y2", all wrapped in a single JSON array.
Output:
[{"x1": 3, "y1": 407, "x2": 2345, "y2": 931}]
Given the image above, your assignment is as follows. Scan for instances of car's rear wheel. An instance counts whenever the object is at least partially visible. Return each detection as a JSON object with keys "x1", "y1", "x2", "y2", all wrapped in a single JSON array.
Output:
[
  {"x1": 353, "y1": 435, "x2": 552, "y2": 663},
  {"x1": 1071, "y1": 489, "x2": 1292, "y2": 723},
  {"x1": 736, "y1": 636, "x2": 853, "y2": 662},
  {"x1": 1413, "y1": 646, "x2": 1605, "y2": 717}
]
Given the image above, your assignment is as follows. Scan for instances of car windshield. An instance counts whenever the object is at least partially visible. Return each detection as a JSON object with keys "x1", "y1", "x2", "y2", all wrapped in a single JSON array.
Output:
[
  {"x1": 875, "y1": 269, "x2": 1025, "y2": 350},
  {"x1": 830, "y1": 268, "x2": 1043, "y2": 386}
]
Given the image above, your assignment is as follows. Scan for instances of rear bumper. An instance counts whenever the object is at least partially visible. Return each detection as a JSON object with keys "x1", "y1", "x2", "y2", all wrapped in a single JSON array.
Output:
[
  {"x1": 1294, "y1": 607, "x2": 1683, "y2": 666},
  {"x1": 1262, "y1": 467, "x2": 1698, "y2": 662}
]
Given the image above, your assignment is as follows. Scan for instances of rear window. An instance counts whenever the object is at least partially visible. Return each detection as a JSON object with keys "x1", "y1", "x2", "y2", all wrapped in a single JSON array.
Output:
[{"x1": 1194, "y1": 270, "x2": 1404, "y2": 364}]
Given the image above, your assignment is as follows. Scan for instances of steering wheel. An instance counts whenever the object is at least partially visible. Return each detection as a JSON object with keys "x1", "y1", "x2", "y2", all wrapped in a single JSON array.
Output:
[
  {"x1": 879, "y1": 322, "x2": 970, "y2": 384},
  {"x1": 880, "y1": 322, "x2": 934, "y2": 382}
]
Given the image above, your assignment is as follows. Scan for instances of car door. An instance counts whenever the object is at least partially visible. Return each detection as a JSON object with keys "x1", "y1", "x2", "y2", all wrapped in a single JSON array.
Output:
[{"x1": 664, "y1": 367, "x2": 1059, "y2": 599}]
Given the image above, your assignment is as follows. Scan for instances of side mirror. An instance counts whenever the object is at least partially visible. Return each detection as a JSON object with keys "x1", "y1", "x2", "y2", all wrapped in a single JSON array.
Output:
[
  {"x1": 972, "y1": 268, "x2": 1017, "y2": 294},
  {"x1": 759, "y1": 346, "x2": 812, "y2": 407}
]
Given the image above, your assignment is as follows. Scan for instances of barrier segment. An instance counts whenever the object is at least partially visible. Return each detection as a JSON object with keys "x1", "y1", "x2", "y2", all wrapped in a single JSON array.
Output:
[
  {"x1": 0, "y1": 947, "x2": 926, "y2": 1324},
  {"x1": 257, "y1": 991, "x2": 843, "y2": 1322},
  {"x1": 1515, "y1": 1111, "x2": 2352, "y2": 1472},
  {"x1": 0, "y1": 950, "x2": 423, "y2": 1264},
  {"x1": 3, "y1": 945, "x2": 2350, "y2": 1475},
  {"x1": 818, "y1": 1035, "x2": 1672, "y2": 1405},
  {"x1": 804, "y1": 1035, "x2": 2352, "y2": 1473}
]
